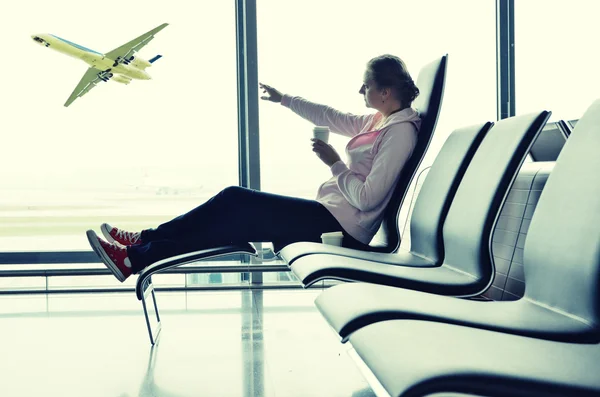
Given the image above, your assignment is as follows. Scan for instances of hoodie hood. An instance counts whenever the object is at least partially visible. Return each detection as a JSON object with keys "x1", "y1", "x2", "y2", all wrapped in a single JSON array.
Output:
[
  {"x1": 346, "y1": 107, "x2": 421, "y2": 151},
  {"x1": 374, "y1": 107, "x2": 421, "y2": 131}
]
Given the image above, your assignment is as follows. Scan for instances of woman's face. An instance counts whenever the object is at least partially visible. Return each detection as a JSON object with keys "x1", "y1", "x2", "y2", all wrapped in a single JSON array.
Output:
[{"x1": 359, "y1": 71, "x2": 381, "y2": 109}]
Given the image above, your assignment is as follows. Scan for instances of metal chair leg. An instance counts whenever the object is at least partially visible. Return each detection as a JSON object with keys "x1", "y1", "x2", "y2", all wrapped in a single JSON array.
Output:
[{"x1": 141, "y1": 276, "x2": 162, "y2": 345}]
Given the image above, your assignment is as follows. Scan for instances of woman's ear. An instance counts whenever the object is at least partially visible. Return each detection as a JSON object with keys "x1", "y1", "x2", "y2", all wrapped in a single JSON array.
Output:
[{"x1": 381, "y1": 87, "x2": 391, "y2": 101}]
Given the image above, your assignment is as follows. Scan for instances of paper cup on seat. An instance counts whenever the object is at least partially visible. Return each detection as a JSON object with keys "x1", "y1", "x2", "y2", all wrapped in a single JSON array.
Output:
[
  {"x1": 313, "y1": 126, "x2": 330, "y2": 143},
  {"x1": 321, "y1": 231, "x2": 344, "y2": 246}
]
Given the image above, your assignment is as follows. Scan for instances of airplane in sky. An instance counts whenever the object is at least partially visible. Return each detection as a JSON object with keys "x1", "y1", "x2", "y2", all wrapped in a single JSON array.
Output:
[{"x1": 31, "y1": 23, "x2": 168, "y2": 107}]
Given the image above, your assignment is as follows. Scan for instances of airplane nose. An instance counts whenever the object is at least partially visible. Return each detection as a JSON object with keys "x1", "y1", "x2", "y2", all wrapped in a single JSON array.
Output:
[{"x1": 32, "y1": 34, "x2": 50, "y2": 46}]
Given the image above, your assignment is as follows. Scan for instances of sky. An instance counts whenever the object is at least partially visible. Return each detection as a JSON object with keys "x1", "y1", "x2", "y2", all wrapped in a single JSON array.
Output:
[
  {"x1": 1, "y1": 0, "x2": 598, "y2": 198},
  {"x1": 2, "y1": 1, "x2": 239, "y2": 190}
]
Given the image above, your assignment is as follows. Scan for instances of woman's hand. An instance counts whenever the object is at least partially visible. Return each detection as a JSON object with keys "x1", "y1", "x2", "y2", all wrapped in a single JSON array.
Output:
[
  {"x1": 259, "y1": 83, "x2": 283, "y2": 103},
  {"x1": 312, "y1": 138, "x2": 342, "y2": 167}
]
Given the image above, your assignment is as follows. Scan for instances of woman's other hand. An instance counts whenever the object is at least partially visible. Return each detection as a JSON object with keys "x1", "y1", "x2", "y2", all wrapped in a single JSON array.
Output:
[
  {"x1": 312, "y1": 139, "x2": 342, "y2": 167},
  {"x1": 259, "y1": 83, "x2": 283, "y2": 103}
]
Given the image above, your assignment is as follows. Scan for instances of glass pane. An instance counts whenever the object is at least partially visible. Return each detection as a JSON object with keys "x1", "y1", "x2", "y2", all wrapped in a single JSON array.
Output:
[
  {"x1": 257, "y1": 0, "x2": 496, "y2": 238},
  {"x1": 257, "y1": 0, "x2": 496, "y2": 194},
  {"x1": 1, "y1": 1, "x2": 238, "y2": 252},
  {"x1": 515, "y1": 0, "x2": 600, "y2": 121}
]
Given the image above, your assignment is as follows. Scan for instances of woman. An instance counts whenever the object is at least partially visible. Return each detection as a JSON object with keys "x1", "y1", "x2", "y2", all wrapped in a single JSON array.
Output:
[{"x1": 86, "y1": 54, "x2": 421, "y2": 282}]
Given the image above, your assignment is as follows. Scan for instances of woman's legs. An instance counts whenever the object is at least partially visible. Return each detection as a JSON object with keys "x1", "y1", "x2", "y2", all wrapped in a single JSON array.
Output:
[{"x1": 126, "y1": 186, "x2": 350, "y2": 272}]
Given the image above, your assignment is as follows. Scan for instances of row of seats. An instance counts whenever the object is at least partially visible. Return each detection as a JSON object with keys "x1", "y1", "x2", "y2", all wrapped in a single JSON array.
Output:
[
  {"x1": 131, "y1": 55, "x2": 599, "y2": 396},
  {"x1": 276, "y1": 102, "x2": 600, "y2": 395},
  {"x1": 270, "y1": 55, "x2": 597, "y2": 394},
  {"x1": 406, "y1": 117, "x2": 572, "y2": 302}
]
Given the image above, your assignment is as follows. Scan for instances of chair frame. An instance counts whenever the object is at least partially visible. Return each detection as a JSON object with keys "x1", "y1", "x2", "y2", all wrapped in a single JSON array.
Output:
[{"x1": 135, "y1": 244, "x2": 258, "y2": 345}]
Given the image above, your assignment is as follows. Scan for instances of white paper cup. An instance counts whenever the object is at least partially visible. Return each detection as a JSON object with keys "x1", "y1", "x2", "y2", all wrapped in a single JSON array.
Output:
[
  {"x1": 313, "y1": 126, "x2": 330, "y2": 144},
  {"x1": 321, "y1": 231, "x2": 344, "y2": 246}
]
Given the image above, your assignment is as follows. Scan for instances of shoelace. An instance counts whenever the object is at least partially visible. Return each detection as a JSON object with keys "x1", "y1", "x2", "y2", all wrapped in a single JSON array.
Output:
[
  {"x1": 115, "y1": 229, "x2": 141, "y2": 243},
  {"x1": 100, "y1": 239, "x2": 123, "y2": 252}
]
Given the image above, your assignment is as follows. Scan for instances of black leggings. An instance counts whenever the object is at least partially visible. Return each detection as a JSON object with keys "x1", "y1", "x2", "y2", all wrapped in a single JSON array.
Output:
[{"x1": 127, "y1": 186, "x2": 364, "y2": 271}]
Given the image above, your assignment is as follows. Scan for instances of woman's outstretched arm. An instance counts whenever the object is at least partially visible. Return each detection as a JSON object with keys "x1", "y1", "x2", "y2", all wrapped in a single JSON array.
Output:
[
  {"x1": 281, "y1": 95, "x2": 374, "y2": 138},
  {"x1": 259, "y1": 83, "x2": 374, "y2": 138}
]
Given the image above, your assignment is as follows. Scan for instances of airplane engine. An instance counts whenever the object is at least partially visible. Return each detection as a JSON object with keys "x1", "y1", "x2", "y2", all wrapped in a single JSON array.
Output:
[
  {"x1": 129, "y1": 56, "x2": 152, "y2": 69},
  {"x1": 98, "y1": 71, "x2": 113, "y2": 82},
  {"x1": 112, "y1": 75, "x2": 132, "y2": 85}
]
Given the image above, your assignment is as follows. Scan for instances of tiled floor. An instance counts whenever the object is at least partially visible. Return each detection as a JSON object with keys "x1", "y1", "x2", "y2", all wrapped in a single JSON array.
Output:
[{"x1": 0, "y1": 289, "x2": 377, "y2": 397}]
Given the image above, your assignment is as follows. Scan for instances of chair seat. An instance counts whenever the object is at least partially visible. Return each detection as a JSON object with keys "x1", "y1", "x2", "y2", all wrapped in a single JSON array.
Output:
[
  {"x1": 290, "y1": 253, "x2": 484, "y2": 293},
  {"x1": 349, "y1": 320, "x2": 600, "y2": 397},
  {"x1": 135, "y1": 243, "x2": 257, "y2": 300},
  {"x1": 280, "y1": 242, "x2": 440, "y2": 266},
  {"x1": 315, "y1": 283, "x2": 596, "y2": 343}
]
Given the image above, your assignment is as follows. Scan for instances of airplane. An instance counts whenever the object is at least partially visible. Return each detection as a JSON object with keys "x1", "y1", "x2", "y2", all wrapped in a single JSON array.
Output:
[{"x1": 31, "y1": 23, "x2": 168, "y2": 107}]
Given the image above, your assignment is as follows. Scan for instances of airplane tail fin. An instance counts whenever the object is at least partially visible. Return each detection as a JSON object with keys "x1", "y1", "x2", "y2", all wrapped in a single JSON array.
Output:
[{"x1": 149, "y1": 55, "x2": 162, "y2": 64}]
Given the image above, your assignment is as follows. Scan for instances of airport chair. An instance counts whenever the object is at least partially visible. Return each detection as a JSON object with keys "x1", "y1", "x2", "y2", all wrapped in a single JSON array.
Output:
[
  {"x1": 135, "y1": 243, "x2": 258, "y2": 345},
  {"x1": 557, "y1": 119, "x2": 573, "y2": 137},
  {"x1": 566, "y1": 118, "x2": 579, "y2": 131},
  {"x1": 278, "y1": 54, "x2": 447, "y2": 259},
  {"x1": 528, "y1": 121, "x2": 568, "y2": 161},
  {"x1": 369, "y1": 54, "x2": 447, "y2": 253},
  {"x1": 287, "y1": 111, "x2": 549, "y2": 293},
  {"x1": 281, "y1": 120, "x2": 491, "y2": 268},
  {"x1": 316, "y1": 99, "x2": 600, "y2": 344},
  {"x1": 483, "y1": 120, "x2": 569, "y2": 301},
  {"x1": 349, "y1": 320, "x2": 600, "y2": 397}
]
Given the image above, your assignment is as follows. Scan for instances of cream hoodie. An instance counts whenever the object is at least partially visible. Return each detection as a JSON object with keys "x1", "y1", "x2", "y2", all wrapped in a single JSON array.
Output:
[{"x1": 281, "y1": 94, "x2": 421, "y2": 244}]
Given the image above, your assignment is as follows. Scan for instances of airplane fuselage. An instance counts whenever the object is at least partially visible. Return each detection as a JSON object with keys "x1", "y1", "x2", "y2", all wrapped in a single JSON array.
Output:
[{"x1": 31, "y1": 33, "x2": 151, "y2": 80}]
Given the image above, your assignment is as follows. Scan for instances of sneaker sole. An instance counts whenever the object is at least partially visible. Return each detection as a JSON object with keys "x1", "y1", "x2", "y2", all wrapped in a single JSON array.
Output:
[
  {"x1": 86, "y1": 230, "x2": 126, "y2": 282},
  {"x1": 100, "y1": 223, "x2": 117, "y2": 245}
]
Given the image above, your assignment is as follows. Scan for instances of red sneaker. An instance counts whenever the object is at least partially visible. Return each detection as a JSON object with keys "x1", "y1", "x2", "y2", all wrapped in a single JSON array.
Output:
[
  {"x1": 101, "y1": 223, "x2": 142, "y2": 246},
  {"x1": 87, "y1": 230, "x2": 133, "y2": 282}
]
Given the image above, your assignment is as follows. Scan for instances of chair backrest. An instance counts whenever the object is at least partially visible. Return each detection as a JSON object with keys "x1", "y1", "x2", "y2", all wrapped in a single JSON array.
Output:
[
  {"x1": 482, "y1": 162, "x2": 554, "y2": 301},
  {"x1": 529, "y1": 121, "x2": 568, "y2": 161},
  {"x1": 523, "y1": 99, "x2": 600, "y2": 325},
  {"x1": 441, "y1": 111, "x2": 551, "y2": 295},
  {"x1": 370, "y1": 54, "x2": 448, "y2": 253},
  {"x1": 408, "y1": 122, "x2": 492, "y2": 263}
]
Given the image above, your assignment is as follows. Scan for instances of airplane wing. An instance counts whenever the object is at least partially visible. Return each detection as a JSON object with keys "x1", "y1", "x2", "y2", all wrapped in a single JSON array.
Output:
[
  {"x1": 105, "y1": 23, "x2": 168, "y2": 62},
  {"x1": 64, "y1": 67, "x2": 103, "y2": 107}
]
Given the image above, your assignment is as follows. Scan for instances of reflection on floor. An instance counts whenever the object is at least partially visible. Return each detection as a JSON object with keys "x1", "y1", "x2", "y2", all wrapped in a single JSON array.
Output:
[{"x1": 0, "y1": 289, "x2": 377, "y2": 397}]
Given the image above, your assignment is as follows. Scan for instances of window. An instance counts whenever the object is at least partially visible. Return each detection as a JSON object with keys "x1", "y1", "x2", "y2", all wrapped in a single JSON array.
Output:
[
  {"x1": 515, "y1": 0, "x2": 600, "y2": 121},
  {"x1": 1, "y1": 1, "x2": 238, "y2": 253},
  {"x1": 257, "y1": 0, "x2": 496, "y2": 201},
  {"x1": 257, "y1": 0, "x2": 496, "y2": 240}
]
